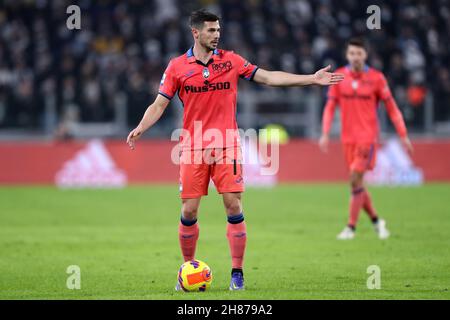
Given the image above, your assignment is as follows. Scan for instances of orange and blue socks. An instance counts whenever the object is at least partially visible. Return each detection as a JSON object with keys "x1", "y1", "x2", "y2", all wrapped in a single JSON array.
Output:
[
  {"x1": 226, "y1": 212, "x2": 247, "y2": 270},
  {"x1": 178, "y1": 215, "x2": 199, "y2": 262},
  {"x1": 348, "y1": 187, "x2": 365, "y2": 230},
  {"x1": 362, "y1": 189, "x2": 379, "y2": 223}
]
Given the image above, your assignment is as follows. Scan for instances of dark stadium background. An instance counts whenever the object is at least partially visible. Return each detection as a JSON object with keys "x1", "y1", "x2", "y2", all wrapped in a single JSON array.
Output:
[
  {"x1": 0, "y1": 0, "x2": 449, "y2": 301},
  {"x1": 0, "y1": 0, "x2": 449, "y2": 183},
  {"x1": 1, "y1": 0, "x2": 449, "y2": 135}
]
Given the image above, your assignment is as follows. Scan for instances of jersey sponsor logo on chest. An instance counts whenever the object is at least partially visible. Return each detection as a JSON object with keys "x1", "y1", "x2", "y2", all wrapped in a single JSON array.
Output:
[
  {"x1": 341, "y1": 93, "x2": 372, "y2": 100},
  {"x1": 211, "y1": 60, "x2": 232, "y2": 74},
  {"x1": 184, "y1": 81, "x2": 231, "y2": 94}
]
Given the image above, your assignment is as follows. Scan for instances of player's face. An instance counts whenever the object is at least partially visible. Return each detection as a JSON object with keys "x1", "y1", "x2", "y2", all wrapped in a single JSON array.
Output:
[
  {"x1": 193, "y1": 21, "x2": 220, "y2": 51},
  {"x1": 346, "y1": 45, "x2": 367, "y2": 71}
]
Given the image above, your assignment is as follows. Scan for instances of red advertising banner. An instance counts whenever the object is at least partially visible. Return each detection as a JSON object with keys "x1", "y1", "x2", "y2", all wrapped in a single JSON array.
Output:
[{"x1": 0, "y1": 139, "x2": 449, "y2": 185}]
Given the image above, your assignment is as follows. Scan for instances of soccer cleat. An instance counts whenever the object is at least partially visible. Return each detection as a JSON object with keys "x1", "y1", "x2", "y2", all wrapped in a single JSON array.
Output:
[
  {"x1": 374, "y1": 219, "x2": 390, "y2": 239},
  {"x1": 337, "y1": 226, "x2": 355, "y2": 240},
  {"x1": 175, "y1": 281, "x2": 182, "y2": 291},
  {"x1": 229, "y1": 271, "x2": 244, "y2": 291}
]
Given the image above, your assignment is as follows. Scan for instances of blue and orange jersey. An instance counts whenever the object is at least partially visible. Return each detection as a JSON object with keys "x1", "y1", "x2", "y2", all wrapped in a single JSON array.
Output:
[
  {"x1": 322, "y1": 65, "x2": 407, "y2": 143},
  {"x1": 159, "y1": 47, "x2": 259, "y2": 150}
]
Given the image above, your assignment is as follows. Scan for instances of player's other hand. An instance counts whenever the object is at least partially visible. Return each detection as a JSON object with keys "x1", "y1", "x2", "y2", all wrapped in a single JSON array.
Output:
[
  {"x1": 401, "y1": 136, "x2": 414, "y2": 155},
  {"x1": 314, "y1": 65, "x2": 344, "y2": 86},
  {"x1": 319, "y1": 134, "x2": 329, "y2": 153},
  {"x1": 127, "y1": 125, "x2": 143, "y2": 150}
]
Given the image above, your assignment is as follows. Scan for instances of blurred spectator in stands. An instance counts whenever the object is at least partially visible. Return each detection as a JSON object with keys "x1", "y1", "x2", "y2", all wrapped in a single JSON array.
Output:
[{"x1": 0, "y1": 0, "x2": 448, "y2": 135}]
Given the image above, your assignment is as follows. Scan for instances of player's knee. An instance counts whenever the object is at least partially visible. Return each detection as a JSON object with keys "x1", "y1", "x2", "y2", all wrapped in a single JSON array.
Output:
[
  {"x1": 181, "y1": 205, "x2": 198, "y2": 220},
  {"x1": 350, "y1": 180, "x2": 359, "y2": 189},
  {"x1": 350, "y1": 172, "x2": 364, "y2": 189},
  {"x1": 224, "y1": 201, "x2": 242, "y2": 216}
]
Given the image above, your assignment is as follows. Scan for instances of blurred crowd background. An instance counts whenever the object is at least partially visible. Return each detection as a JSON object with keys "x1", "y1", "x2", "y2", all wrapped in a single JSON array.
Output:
[{"x1": 0, "y1": 0, "x2": 449, "y2": 138}]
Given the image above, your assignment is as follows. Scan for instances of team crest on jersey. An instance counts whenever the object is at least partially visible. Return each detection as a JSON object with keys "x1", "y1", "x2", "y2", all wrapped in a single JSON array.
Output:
[
  {"x1": 202, "y1": 68, "x2": 210, "y2": 79},
  {"x1": 352, "y1": 80, "x2": 358, "y2": 90}
]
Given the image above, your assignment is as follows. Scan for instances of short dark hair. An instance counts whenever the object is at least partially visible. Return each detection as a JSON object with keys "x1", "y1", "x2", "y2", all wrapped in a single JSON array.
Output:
[
  {"x1": 347, "y1": 37, "x2": 367, "y2": 50},
  {"x1": 189, "y1": 9, "x2": 220, "y2": 29}
]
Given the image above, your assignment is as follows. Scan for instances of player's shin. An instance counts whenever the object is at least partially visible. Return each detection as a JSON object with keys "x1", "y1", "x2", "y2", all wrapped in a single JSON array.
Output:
[
  {"x1": 348, "y1": 187, "x2": 365, "y2": 229},
  {"x1": 362, "y1": 189, "x2": 379, "y2": 223},
  {"x1": 226, "y1": 213, "x2": 247, "y2": 270},
  {"x1": 178, "y1": 215, "x2": 199, "y2": 262}
]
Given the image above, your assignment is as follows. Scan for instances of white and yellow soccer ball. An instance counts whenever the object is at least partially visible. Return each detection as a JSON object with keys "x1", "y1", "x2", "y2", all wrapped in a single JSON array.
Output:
[{"x1": 177, "y1": 259, "x2": 213, "y2": 292}]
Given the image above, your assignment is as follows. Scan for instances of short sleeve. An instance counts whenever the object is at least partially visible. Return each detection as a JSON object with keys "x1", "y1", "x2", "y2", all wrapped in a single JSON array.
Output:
[
  {"x1": 233, "y1": 53, "x2": 258, "y2": 81},
  {"x1": 158, "y1": 60, "x2": 179, "y2": 100},
  {"x1": 376, "y1": 73, "x2": 393, "y2": 101}
]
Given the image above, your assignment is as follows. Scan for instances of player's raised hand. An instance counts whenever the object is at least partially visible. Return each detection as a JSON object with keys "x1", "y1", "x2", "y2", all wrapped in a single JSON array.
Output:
[
  {"x1": 127, "y1": 125, "x2": 143, "y2": 150},
  {"x1": 319, "y1": 134, "x2": 329, "y2": 153},
  {"x1": 314, "y1": 65, "x2": 344, "y2": 86},
  {"x1": 401, "y1": 136, "x2": 414, "y2": 155}
]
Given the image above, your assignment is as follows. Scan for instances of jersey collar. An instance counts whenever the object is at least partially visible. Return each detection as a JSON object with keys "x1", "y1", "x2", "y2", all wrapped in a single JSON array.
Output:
[
  {"x1": 346, "y1": 64, "x2": 370, "y2": 73},
  {"x1": 186, "y1": 47, "x2": 220, "y2": 65}
]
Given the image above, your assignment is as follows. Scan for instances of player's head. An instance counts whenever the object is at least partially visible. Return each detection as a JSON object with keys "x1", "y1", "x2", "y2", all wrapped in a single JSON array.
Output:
[
  {"x1": 346, "y1": 38, "x2": 368, "y2": 71},
  {"x1": 189, "y1": 9, "x2": 220, "y2": 51}
]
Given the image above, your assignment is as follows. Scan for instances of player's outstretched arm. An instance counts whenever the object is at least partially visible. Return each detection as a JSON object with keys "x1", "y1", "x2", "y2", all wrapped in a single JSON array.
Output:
[
  {"x1": 384, "y1": 97, "x2": 413, "y2": 154},
  {"x1": 253, "y1": 65, "x2": 344, "y2": 87},
  {"x1": 126, "y1": 94, "x2": 170, "y2": 150},
  {"x1": 319, "y1": 98, "x2": 337, "y2": 153},
  {"x1": 378, "y1": 75, "x2": 413, "y2": 154}
]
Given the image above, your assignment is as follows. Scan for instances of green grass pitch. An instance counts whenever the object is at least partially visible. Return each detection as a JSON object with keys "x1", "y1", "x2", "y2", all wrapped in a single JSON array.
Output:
[{"x1": 0, "y1": 184, "x2": 449, "y2": 300}]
